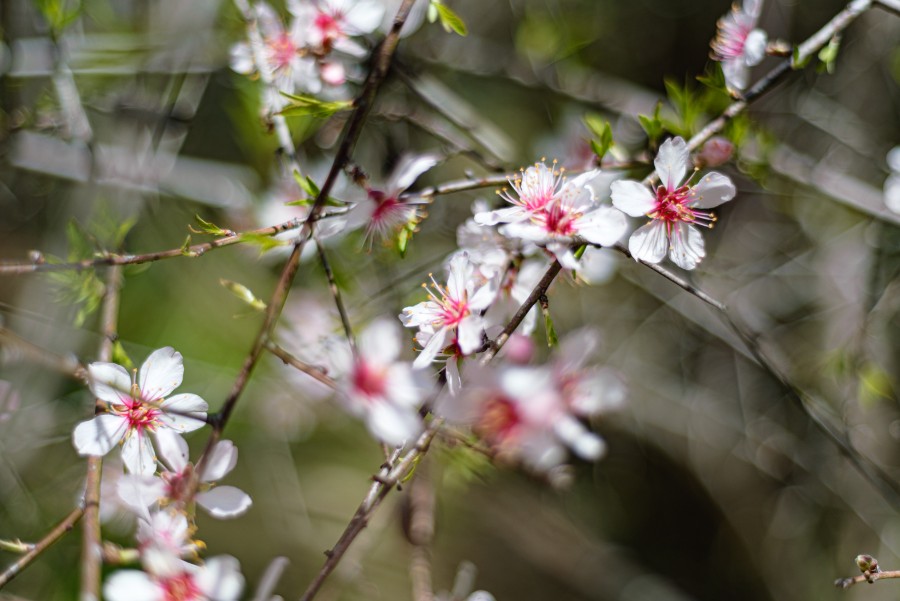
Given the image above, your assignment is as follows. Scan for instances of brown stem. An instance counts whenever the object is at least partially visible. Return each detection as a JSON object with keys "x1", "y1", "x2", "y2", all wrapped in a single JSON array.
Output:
[
  {"x1": 0, "y1": 507, "x2": 85, "y2": 589},
  {"x1": 314, "y1": 234, "x2": 357, "y2": 356},
  {"x1": 264, "y1": 341, "x2": 336, "y2": 390},
  {"x1": 836, "y1": 570, "x2": 900, "y2": 589}
]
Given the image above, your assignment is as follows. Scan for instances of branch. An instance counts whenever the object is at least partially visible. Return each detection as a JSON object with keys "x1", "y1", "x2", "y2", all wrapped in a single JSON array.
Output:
[
  {"x1": 314, "y1": 234, "x2": 357, "y2": 356},
  {"x1": 0, "y1": 507, "x2": 84, "y2": 588},
  {"x1": 407, "y1": 465, "x2": 436, "y2": 601},
  {"x1": 836, "y1": 570, "x2": 900, "y2": 589},
  {"x1": 264, "y1": 341, "x2": 336, "y2": 390}
]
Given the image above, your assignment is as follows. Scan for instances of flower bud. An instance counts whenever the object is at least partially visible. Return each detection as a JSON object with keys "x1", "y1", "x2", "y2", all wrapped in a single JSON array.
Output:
[
  {"x1": 855, "y1": 554, "x2": 879, "y2": 574},
  {"x1": 697, "y1": 136, "x2": 734, "y2": 168},
  {"x1": 504, "y1": 334, "x2": 535, "y2": 364}
]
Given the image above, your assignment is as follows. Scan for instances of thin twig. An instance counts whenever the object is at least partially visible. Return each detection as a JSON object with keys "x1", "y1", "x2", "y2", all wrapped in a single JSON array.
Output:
[
  {"x1": 314, "y1": 234, "x2": 357, "y2": 356},
  {"x1": 0, "y1": 507, "x2": 84, "y2": 588},
  {"x1": 835, "y1": 570, "x2": 900, "y2": 589},
  {"x1": 407, "y1": 464, "x2": 435, "y2": 601},
  {"x1": 263, "y1": 341, "x2": 336, "y2": 389}
]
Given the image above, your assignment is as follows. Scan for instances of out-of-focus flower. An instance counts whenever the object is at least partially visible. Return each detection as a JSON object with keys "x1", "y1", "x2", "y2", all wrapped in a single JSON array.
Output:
[
  {"x1": 499, "y1": 170, "x2": 627, "y2": 269},
  {"x1": 611, "y1": 136, "x2": 736, "y2": 270},
  {"x1": 697, "y1": 136, "x2": 735, "y2": 168},
  {"x1": 118, "y1": 436, "x2": 252, "y2": 520},
  {"x1": 103, "y1": 555, "x2": 244, "y2": 601},
  {"x1": 884, "y1": 146, "x2": 900, "y2": 214},
  {"x1": 230, "y1": 2, "x2": 319, "y2": 100},
  {"x1": 710, "y1": 0, "x2": 767, "y2": 91},
  {"x1": 400, "y1": 253, "x2": 500, "y2": 368},
  {"x1": 289, "y1": 0, "x2": 384, "y2": 57},
  {"x1": 331, "y1": 318, "x2": 431, "y2": 445},
  {"x1": 136, "y1": 511, "x2": 197, "y2": 578},
  {"x1": 346, "y1": 153, "x2": 441, "y2": 245},
  {"x1": 73, "y1": 347, "x2": 208, "y2": 475}
]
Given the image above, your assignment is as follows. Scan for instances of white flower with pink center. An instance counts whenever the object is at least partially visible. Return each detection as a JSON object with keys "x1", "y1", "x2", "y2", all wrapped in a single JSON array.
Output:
[
  {"x1": 400, "y1": 253, "x2": 500, "y2": 368},
  {"x1": 346, "y1": 153, "x2": 441, "y2": 246},
  {"x1": 289, "y1": 0, "x2": 384, "y2": 57},
  {"x1": 103, "y1": 555, "x2": 244, "y2": 601},
  {"x1": 474, "y1": 160, "x2": 567, "y2": 226},
  {"x1": 230, "y1": 2, "x2": 319, "y2": 98},
  {"x1": 332, "y1": 319, "x2": 432, "y2": 445},
  {"x1": 499, "y1": 170, "x2": 627, "y2": 269},
  {"x1": 611, "y1": 137, "x2": 736, "y2": 270},
  {"x1": 117, "y1": 436, "x2": 252, "y2": 521},
  {"x1": 72, "y1": 347, "x2": 208, "y2": 476},
  {"x1": 710, "y1": 0, "x2": 768, "y2": 91}
]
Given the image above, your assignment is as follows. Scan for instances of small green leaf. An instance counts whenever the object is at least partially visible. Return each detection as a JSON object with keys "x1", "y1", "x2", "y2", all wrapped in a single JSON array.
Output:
[
  {"x1": 638, "y1": 102, "x2": 664, "y2": 145},
  {"x1": 190, "y1": 215, "x2": 234, "y2": 237},
  {"x1": 279, "y1": 93, "x2": 352, "y2": 119},
  {"x1": 238, "y1": 232, "x2": 289, "y2": 254},
  {"x1": 584, "y1": 115, "x2": 614, "y2": 161},
  {"x1": 427, "y1": 1, "x2": 439, "y2": 22},
  {"x1": 220, "y1": 279, "x2": 267, "y2": 311},
  {"x1": 792, "y1": 46, "x2": 812, "y2": 69},
  {"x1": 112, "y1": 341, "x2": 135, "y2": 372},
  {"x1": 817, "y1": 35, "x2": 841, "y2": 74},
  {"x1": 395, "y1": 213, "x2": 420, "y2": 258},
  {"x1": 541, "y1": 302, "x2": 558, "y2": 348},
  {"x1": 432, "y1": 2, "x2": 468, "y2": 36},
  {"x1": 180, "y1": 235, "x2": 196, "y2": 257},
  {"x1": 697, "y1": 62, "x2": 727, "y2": 91}
]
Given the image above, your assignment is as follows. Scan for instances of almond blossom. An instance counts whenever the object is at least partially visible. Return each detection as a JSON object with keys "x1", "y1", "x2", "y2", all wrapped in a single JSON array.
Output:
[
  {"x1": 289, "y1": 0, "x2": 384, "y2": 58},
  {"x1": 474, "y1": 159, "x2": 567, "y2": 226},
  {"x1": 499, "y1": 170, "x2": 627, "y2": 269},
  {"x1": 332, "y1": 318, "x2": 432, "y2": 445},
  {"x1": 710, "y1": 0, "x2": 768, "y2": 92},
  {"x1": 611, "y1": 136, "x2": 736, "y2": 270},
  {"x1": 103, "y1": 555, "x2": 244, "y2": 601},
  {"x1": 400, "y1": 253, "x2": 500, "y2": 369},
  {"x1": 117, "y1": 436, "x2": 252, "y2": 520},
  {"x1": 72, "y1": 347, "x2": 208, "y2": 476},
  {"x1": 346, "y1": 153, "x2": 441, "y2": 245}
]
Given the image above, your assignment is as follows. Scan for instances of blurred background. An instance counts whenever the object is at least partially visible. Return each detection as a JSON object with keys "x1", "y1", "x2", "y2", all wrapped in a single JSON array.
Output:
[{"x1": 1, "y1": 0, "x2": 900, "y2": 599}]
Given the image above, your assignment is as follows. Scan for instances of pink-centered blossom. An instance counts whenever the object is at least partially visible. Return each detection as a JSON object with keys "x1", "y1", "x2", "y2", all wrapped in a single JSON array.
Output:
[
  {"x1": 611, "y1": 137, "x2": 736, "y2": 270},
  {"x1": 710, "y1": 0, "x2": 768, "y2": 91},
  {"x1": 289, "y1": 0, "x2": 384, "y2": 57},
  {"x1": 72, "y1": 347, "x2": 208, "y2": 476},
  {"x1": 474, "y1": 160, "x2": 568, "y2": 226},
  {"x1": 400, "y1": 253, "x2": 500, "y2": 369},
  {"x1": 103, "y1": 555, "x2": 244, "y2": 601},
  {"x1": 118, "y1": 436, "x2": 252, "y2": 521},
  {"x1": 331, "y1": 319, "x2": 432, "y2": 445},
  {"x1": 499, "y1": 170, "x2": 627, "y2": 269},
  {"x1": 346, "y1": 153, "x2": 441, "y2": 246}
]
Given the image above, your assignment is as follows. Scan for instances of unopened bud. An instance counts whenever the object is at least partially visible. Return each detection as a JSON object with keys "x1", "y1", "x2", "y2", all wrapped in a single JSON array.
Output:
[
  {"x1": 856, "y1": 554, "x2": 879, "y2": 574},
  {"x1": 504, "y1": 334, "x2": 534, "y2": 364},
  {"x1": 697, "y1": 137, "x2": 734, "y2": 168}
]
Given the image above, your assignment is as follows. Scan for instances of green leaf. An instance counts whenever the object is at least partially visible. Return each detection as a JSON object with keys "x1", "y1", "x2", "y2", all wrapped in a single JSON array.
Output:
[
  {"x1": 190, "y1": 215, "x2": 234, "y2": 237},
  {"x1": 427, "y1": 1, "x2": 439, "y2": 22},
  {"x1": 219, "y1": 279, "x2": 267, "y2": 311},
  {"x1": 180, "y1": 235, "x2": 196, "y2": 257},
  {"x1": 432, "y1": 1, "x2": 468, "y2": 36},
  {"x1": 238, "y1": 232, "x2": 289, "y2": 254},
  {"x1": 584, "y1": 115, "x2": 614, "y2": 161},
  {"x1": 112, "y1": 341, "x2": 135, "y2": 372},
  {"x1": 792, "y1": 46, "x2": 812, "y2": 69},
  {"x1": 817, "y1": 35, "x2": 841, "y2": 74},
  {"x1": 395, "y1": 213, "x2": 421, "y2": 258},
  {"x1": 292, "y1": 169, "x2": 320, "y2": 199},
  {"x1": 638, "y1": 102, "x2": 664, "y2": 145},
  {"x1": 278, "y1": 93, "x2": 352, "y2": 119},
  {"x1": 697, "y1": 62, "x2": 727, "y2": 92},
  {"x1": 542, "y1": 303, "x2": 558, "y2": 348}
]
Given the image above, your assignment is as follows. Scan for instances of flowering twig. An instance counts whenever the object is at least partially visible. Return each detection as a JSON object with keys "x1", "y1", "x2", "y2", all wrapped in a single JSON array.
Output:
[
  {"x1": 80, "y1": 264, "x2": 122, "y2": 598},
  {"x1": 298, "y1": 421, "x2": 441, "y2": 601},
  {"x1": 0, "y1": 507, "x2": 85, "y2": 588},
  {"x1": 835, "y1": 554, "x2": 900, "y2": 589}
]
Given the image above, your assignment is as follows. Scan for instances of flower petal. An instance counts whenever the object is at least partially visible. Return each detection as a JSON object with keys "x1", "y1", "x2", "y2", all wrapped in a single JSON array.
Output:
[
  {"x1": 139, "y1": 347, "x2": 184, "y2": 401},
  {"x1": 197, "y1": 486, "x2": 253, "y2": 519},
  {"x1": 388, "y1": 153, "x2": 441, "y2": 193},
  {"x1": 691, "y1": 171, "x2": 736, "y2": 209},
  {"x1": 610, "y1": 180, "x2": 656, "y2": 217},
  {"x1": 628, "y1": 221, "x2": 669, "y2": 264},
  {"x1": 413, "y1": 327, "x2": 448, "y2": 369},
  {"x1": 116, "y1": 475, "x2": 166, "y2": 519},
  {"x1": 73, "y1": 414, "x2": 127, "y2": 457},
  {"x1": 359, "y1": 319, "x2": 401, "y2": 363},
  {"x1": 155, "y1": 428, "x2": 189, "y2": 472},
  {"x1": 158, "y1": 394, "x2": 208, "y2": 433},
  {"x1": 576, "y1": 206, "x2": 627, "y2": 246},
  {"x1": 102, "y1": 570, "x2": 161, "y2": 601},
  {"x1": 457, "y1": 315, "x2": 484, "y2": 355},
  {"x1": 668, "y1": 222, "x2": 706, "y2": 270},
  {"x1": 473, "y1": 206, "x2": 527, "y2": 226},
  {"x1": 201, "y1": 440, "x2": 239, "y2": 482},
  {"x1": 366, "y1": 401, "x2": 422, "y2": 446},
  {"x1": 654, "y1": 137, "x2": 691, "y2": 191},
  {"x1": 87, "y1": 363, "x2": 132, "y2": 405},
  {"x1": 197, "y1": 556, "x2": 245, "y2": 600},
  {"x1": 121, "y1": 433, "x2": 157, "y2": 476}
]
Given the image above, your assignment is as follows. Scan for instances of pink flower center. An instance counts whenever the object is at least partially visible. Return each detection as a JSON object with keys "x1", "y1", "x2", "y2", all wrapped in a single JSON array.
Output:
[
  {"x1": 268, "y1": 32, "x2": 298, "y2": 71},
  {"x1": 478, "y1": 396, "x2": 521, "y2": 445},
  {"x1": 424, "y1": 275, "x2": 471, "y2": 329},
  {"x1": 534, "y1": 202, "x2": 577, "y2": 236},
  {"x1": 115, "y1": 396, "x2": 161, "y2": 435},
  {"x1": 502, "y1": 160, "x2": 565, "y2": 212},
  {"x1": 160, "y1": 572, "x2": 202, "y2": 601},
  {"x1": 352, "y1": 359, "x2": 388, "y2": 399},
  {"x1": 163, "y1": 465, "x2": 194, "y2": 504},
  {"x1": 314, "y1": 12, "x2": 344, "y2": 48},
  {"x1": 650, "y1": 184, "x2": 715, "y2": 230}
]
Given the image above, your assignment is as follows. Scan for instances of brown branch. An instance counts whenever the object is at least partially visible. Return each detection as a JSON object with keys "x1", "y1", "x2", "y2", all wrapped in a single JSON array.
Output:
[
  {"x1": 836, "y1": 570, "x2": 900, "y2": 589},
  {"x1": 0, "y1": 508, "x2": 84, "y2": 588},
  {"x1": 314, "y1": 234, "x2": 357, "y2": 356},
  {"x1": 264, "y1": 341, "x2": 336, "y2": 390},
  {"x1": 407, "y1": 465, "x2": 435, "y2": 601}
]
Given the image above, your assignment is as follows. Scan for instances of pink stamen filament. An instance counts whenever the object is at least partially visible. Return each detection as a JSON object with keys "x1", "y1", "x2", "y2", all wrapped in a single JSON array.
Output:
[
  {"x1": 424, "y1": 275, "x2": 470, "y2": 328},
  {"x1": 352, "y1": 360, "x2": 388, "y2": 400},
  {"x1": 650, "y1": 184, "x2": 717, "y2": 232},
  {"x1": 268, "y1": 32, "x2": 298, "y2": 71}
]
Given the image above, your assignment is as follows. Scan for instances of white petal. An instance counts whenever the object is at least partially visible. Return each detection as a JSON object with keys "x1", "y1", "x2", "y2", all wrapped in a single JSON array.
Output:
[
  {"x1": 445, "y1": 356, "x2": 462, "y2": 396},
  {"x1": 158, "y1": 394, "x2": 208, "y2": 433},
  {"x1": 610, "y1": 180, "x2": 656, "y2": 217},
  {"x1": 576, "y1": 207, "x2": 627, "y2": 246},
  {"x1": 102, "y1": 570, "x2": 161, "y2": 601},
  {"x1": 468, "y1": 275, "x2": 500, "y2": 311},
  {"x1": 139, "y1": 347, "x2": 184, "y2": 401},
  {"x1": 554, "y1": 416, "x2": 606, "y2": 460},
  {"x1": 388, "y1": 153, "x2": 441, "y2": 193},
  {"x1": 744, "y1": 29, "x2": 768, "y2": 66},
  {"x1": 399, "y1": 301, "x2": 442, "y2": 328},
  {"x1": 87, "y1": 363, "x2": 132, "y2": 405},
  {"x1": 578, "y1": 247, "x2": 618, "y2": 285},
  {"x1": 549, "y1": 243, "x2": 580, "y2": 271},
  {"x1": 385, "y1": 364, "x2": 429, "y2": 408},
  {"x1": 446, "y1": 253, "x2": 471, "y2": 301},
  {"x1": 473, "y1": 206, "x2": 527, "y2": 226},
  {"x1": 73, "y1": 414, "x2": 127, "y2": 456},
  {"x1": 628, "y1": 221, "x2": 669, "y2": 264},
  {"x1": 887, "y1": 146, "x2": 900, "y2": 172},
  {"x1": 344, "y1": 0, "x2": 385, "y2": 34},
  {"x1": 723, "y1": 58, "x2": 749, "y2": 91},
  {"x1": 456, "y1": 315, "x2": 484, "y2": 355},
  {"x1": 116, "y1": 475, "x2": 166, "y2": 519},
  {"x1": 198, "y1": 556, "x2": 245, "y2": 601},
  {"x1": 366, "y1": 402, "x2": 422, "y2": 446},
  {"x1": 668, "y1": 222, "x2": 706, "y2": 270},
  {"x1": 359, "y1": 319, "x2": 401, "y2": 362},
  {"x1": 121, "y1": 433, "x2": 157, "y2": 476},
  {"x1": 229, "y1": 42, "x2": 254, "y2": 74},
  {"x1": 201, "y1": 440, "x2": 239, "y2": 482},
  {"x1": 413, "y1": 327, "x2": 448, "y2": 369},
  {"x1": 197, "y1": 486, "x2": 253, "y2": 519},
  {"x1": 691, "y1": 172, "x2": 736, "y2": 209},
  {"x1": 654, "y1": 137, "x2": 691, "y2": 191},
  {"x1": 155, "y1": 429, "x2": 189, "y2": 472}
]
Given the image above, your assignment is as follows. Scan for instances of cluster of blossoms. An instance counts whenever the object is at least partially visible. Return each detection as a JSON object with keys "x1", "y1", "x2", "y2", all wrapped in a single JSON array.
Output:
[
  {"x1": 230, "y1": 0, "x2": 385, "y2": 105},
  {"x1": 711, "y1": 0, "x2": 768, "y2": 92},
  {"x1": 72, "y1": 348, "x2": 250, "y2": 598}
]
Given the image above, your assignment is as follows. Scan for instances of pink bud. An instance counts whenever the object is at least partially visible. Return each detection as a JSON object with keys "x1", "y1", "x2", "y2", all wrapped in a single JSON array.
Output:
[
  {"x1": 504, "y1": 334, "x2": 535, "y2": 364},
  {"x1": 697, "y1": 137, "x2": 734, "y2": 168}
]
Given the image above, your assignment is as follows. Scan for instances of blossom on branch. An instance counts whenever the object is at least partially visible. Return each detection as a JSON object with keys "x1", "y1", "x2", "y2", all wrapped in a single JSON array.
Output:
[
  {"x1": 400, "y1": 253, "x2": 500, "y2": 369},
  {"x1": 103, "y1": 555, "x2": 245, "y2": 601},
  {"x1": 611, "y1": 136, "x2": 736, "y2": 270},
  {"x1": 710, "y1": 0, "x2": 768, "y2": 92},
  {"x1": 72, "y1": 347, "x2": 208, "y2": 475}
]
